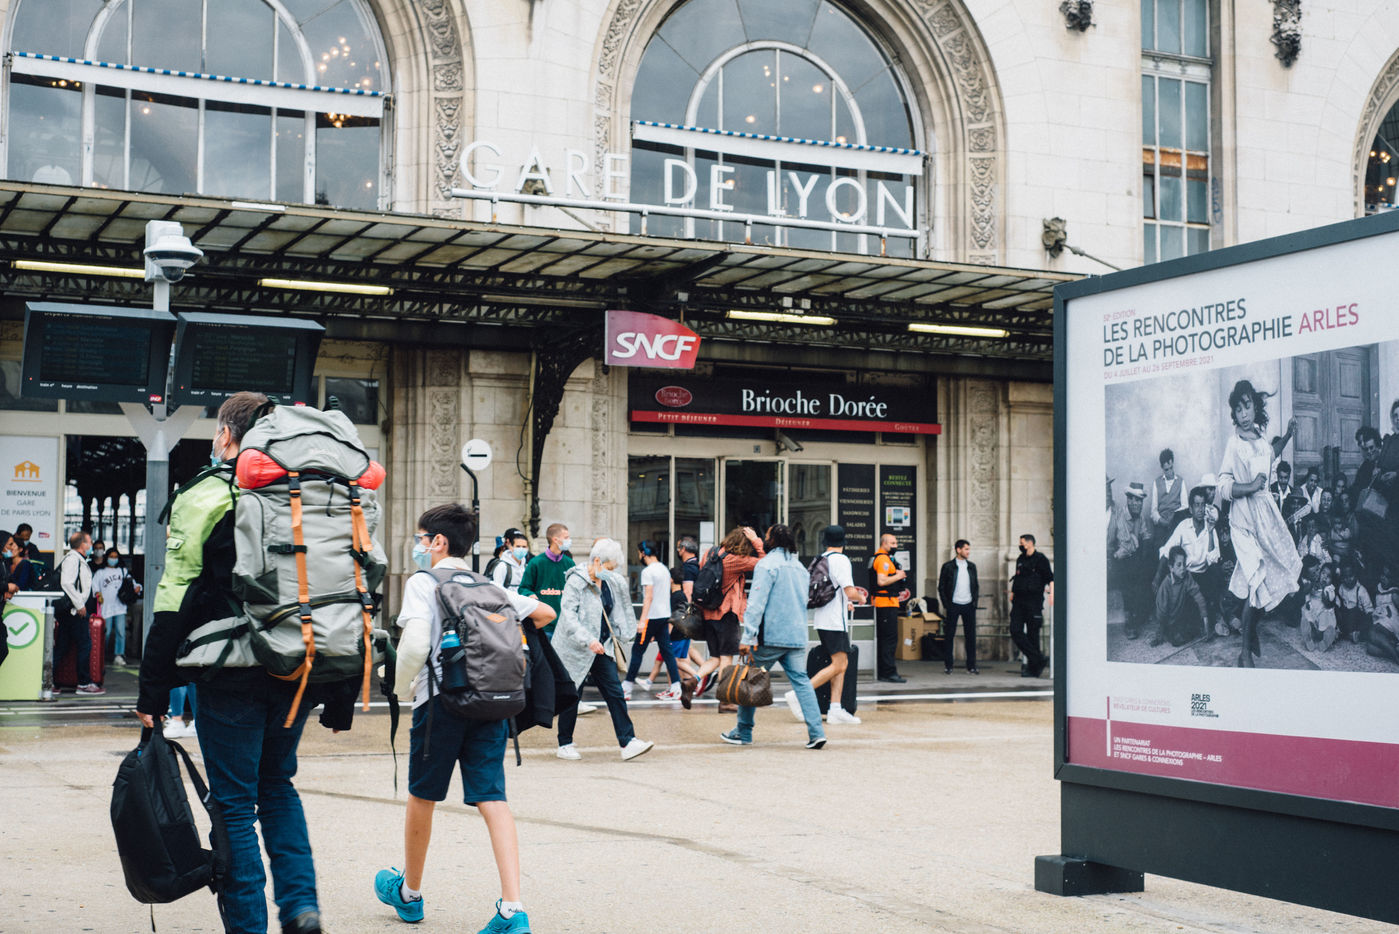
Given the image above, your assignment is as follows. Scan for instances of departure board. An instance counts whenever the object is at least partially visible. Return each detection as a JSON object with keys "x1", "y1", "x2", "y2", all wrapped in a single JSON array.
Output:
[
  {"x1": 189, "y1": 329, "x2": 297, "y2": 395},
  {"x1": 21, "y1": 303, "x2": 176, "y2": 402}
]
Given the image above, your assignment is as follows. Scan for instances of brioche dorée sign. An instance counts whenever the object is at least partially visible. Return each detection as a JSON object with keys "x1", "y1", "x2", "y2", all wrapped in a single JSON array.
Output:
[{"x1": 604, "y1": 310, "x2": 701, "y2": 369}]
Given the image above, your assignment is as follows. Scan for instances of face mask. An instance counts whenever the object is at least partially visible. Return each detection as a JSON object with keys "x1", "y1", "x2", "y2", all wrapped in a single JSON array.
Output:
[
  {"x1": 1019, "y1": 545, "x2": 1028, "y2": 555},
  {"x1": 107, "y1": 556, "x2": 118, "y2": 566},
  {"x1": 559, "y1": 538, "x2": 572, "y2": 553},
  {"x1": 412, "y1": 541, "x2": 431, "y2": 570},
  {"x1": 512, "y1": 546, "x2": 528, "y2": 561},
  {"x1": 2, "y1": 550, "x2": 12, "y2": 560}
]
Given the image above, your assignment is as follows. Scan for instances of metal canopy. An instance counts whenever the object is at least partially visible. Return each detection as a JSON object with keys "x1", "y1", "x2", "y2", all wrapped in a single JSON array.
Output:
[{"x1": 0, "y1": 181, "x2": 1079, "y2": 361}]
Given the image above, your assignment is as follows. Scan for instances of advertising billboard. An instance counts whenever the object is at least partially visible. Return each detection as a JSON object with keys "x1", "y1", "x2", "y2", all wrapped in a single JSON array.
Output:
[{"x1": 1061, "y1": 227, "x2": 1399, "y2": 811}]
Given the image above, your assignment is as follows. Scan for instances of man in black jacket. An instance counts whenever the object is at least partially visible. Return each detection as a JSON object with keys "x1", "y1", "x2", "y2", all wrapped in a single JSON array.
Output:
[
  {"x1": 937, "y1": 539, "x2": 979, "y2": 674},
  {"x1": 1010, "y1": 533, "x2": 1054, "y2": 677}
]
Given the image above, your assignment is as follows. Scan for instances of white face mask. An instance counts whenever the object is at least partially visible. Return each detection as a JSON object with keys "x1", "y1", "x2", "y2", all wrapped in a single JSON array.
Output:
[{"x1": 558, "y1": 537, "x2": 572, "y2": 553}]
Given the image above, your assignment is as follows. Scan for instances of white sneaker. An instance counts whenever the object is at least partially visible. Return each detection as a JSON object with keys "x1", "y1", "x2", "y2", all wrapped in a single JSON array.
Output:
[
  {"x1": 556, "y1": 744, "x2": 582, "y2": 760},
  {"x1": 621, "y1": 681, "x2": 633, "y2": 701},
  {"x1": 184, "y1": 720, "x2": 196, "y2": 738},
  {"x1": 655, "y1": 684, "x2": 681, "y2": 700},
  {"x1": 638, "y1": 678, "x2": 654, "y2": 691},
  {"x1": 621, "y1": 738, "x2": 654, "y2": 761},
  {"x1": 576, "y1": 701, "x2": 598, "y2": 715},
  {"x1": 784, "y1": 690, "x2": 803, "y2": 721},
  {"x1": 828, "y1": 707, "x2": 862, "y2": 725},
  {"x1": 113, "y1": 655, "x2": 127, "y2": 667},
  {"x1": 163, "y1": 719, "x2": 185, "y2": 739}
]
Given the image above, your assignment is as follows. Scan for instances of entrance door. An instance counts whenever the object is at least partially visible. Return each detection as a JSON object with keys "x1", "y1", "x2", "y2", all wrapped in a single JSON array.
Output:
[
  {"x1": 1292, "y1": 348, "x2": 1372, "y2": 481},
  {"x1": 722, "y1": 460, "x2": 832, "y2": 558},
  {"x1": 724, "y1": 460, "x2": 782, "y2": 535}
]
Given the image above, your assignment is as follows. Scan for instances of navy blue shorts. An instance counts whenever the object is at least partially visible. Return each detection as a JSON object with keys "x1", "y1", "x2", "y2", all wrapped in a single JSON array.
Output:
[{"x1": 407, "y1": 696, "x2": 508, "y2": 805}]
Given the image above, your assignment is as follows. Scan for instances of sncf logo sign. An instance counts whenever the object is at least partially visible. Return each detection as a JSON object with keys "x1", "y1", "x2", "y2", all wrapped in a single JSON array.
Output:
[{"x1": 605, "y1": 310, "x2": 701, "y2": 369}]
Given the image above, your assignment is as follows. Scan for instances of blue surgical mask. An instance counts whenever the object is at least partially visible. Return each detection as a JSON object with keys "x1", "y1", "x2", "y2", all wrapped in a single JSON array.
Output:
[
  {"x1": 1, "y1": 550, "x2": 12, "y2": 560},
  {"x1": 559, "y1": 538, "x2": 572, "y2": 553},
  {"x1": 412, "y1": 542, "x2": 431, "y2": 570},
  {"x1": 512, "y1": 546, "x2": 528, "y2": 561},
  {"x1": 107, "y1": 556, "x2": 118, "y2": 567}
]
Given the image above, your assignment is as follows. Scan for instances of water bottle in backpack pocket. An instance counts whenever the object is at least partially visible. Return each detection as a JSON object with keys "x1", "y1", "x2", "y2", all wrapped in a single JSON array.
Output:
[
  {"x1": 421, "y1": 567, "x2": 526, "y2": 721},
  {"x1": 437, "y1": 628, "x2": 469, "y2": 693}
]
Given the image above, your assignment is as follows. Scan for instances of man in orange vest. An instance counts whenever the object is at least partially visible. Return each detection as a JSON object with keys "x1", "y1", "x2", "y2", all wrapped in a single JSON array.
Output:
[{"x1": 871, "y1": 531, "x2": 907, "y2": 682}]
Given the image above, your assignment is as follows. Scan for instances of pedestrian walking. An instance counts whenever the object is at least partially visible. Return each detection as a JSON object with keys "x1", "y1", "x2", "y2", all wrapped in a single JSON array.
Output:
[
  {"x1": 622, "y1": 541, "x2": 685, "y2": 700},
  {"x1": 489, "y1": 527, "x2": 530, "y2": 593},
  {"x1": 808, "y1": 524, "x2": 864, "y2": 723},
  {"x1": 1010, "y1": 533, "x2": 1054, "y2": 677},
  {"x1": 92, "y1": 545, "x2": 139, "y2": 667},
  {"x1": 519, "y1": 522, "x2": 573, "y2": 636},
  {"x1": 692, "y1": 526, "x2": 765, "y2": 712},
  {"x1": 937, "y1": 539, "x2": 979, "y2": 674}
]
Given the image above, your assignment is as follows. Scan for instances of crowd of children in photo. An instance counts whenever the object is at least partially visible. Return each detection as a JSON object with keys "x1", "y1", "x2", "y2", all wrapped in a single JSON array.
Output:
[{"x1": 1108, "y1": 380, "x2": 1399, "y2": 670}]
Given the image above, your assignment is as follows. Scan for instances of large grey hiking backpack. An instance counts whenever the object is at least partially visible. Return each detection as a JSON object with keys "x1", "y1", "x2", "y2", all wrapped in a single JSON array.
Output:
[
  {"x1": 420, "y1": 567, "x2": 527, "y2": 721},
  {"x1": 230, "y1": 405, "x2": 388, "y2": 725}
]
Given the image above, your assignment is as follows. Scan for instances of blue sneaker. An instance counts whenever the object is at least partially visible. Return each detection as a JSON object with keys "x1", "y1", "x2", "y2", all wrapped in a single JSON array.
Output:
[
  {"x1": 374, "y1": 868, "x2": 424, "y2": 923},
  {"x1": 477, "y1": 901, "x2": 531, "y2": 933}
]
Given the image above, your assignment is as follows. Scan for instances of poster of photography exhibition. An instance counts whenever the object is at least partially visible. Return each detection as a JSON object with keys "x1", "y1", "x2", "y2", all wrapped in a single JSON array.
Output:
[{"x1": 1061, "y1": 226, "x2": 1399, "y2": 808}]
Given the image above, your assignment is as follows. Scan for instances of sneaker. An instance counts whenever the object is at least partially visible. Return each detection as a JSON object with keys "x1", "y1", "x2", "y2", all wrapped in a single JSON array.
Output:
[
  {"x1": 805, "y1": 736, "x2": 827, "y2": 750},
  {"x1": 76, "y1": 683, "x2": 106, "y2": 695},
  {"x1": 113, "y1": 655, "x2": 127, "y2": 667},
  {"x1": 477, "y1": 901, "x2": 531, "y2": 934},
  {"x1": 556, "y1": 743, "x2": 582, "y2": 760},
  {"x1": 162, "y1": 719, "x2": 184, "y2": 739},
  {"x1": 636, "y1": 677, "x2": 653, "y2": 692},
  {"x1": 828, "y1": 707, "x2": 862, "y2": 725},
  {"x1": 621, "y1": 681, "x2": 634, "y2": 701},
  {"x1": 719, "y1": 729, "x2": 751, "y2": 746},
  {"x1": 374, "y1": 867, "x2": 424, "y2": 923},
  {"x1": 655, "y1": 684, "x2": 681, "y2": 700},
  {"x1": 695, "y1": 672, "x2": 713, "y2": 696},
  {"x1": 783, "y1": 690, "x2": 803, "y2": 722},
  {"x1": 621, "y1": 738, "x2": 654, "y2": 760},
  {"x1": 576, "y1": 701, "x2": 598, "y2": 715}
]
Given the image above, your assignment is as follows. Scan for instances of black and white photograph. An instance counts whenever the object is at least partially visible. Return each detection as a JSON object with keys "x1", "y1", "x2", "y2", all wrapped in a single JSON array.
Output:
[{"x1": 1105, "y1": 340, "x2": 1399, "y2": 672}]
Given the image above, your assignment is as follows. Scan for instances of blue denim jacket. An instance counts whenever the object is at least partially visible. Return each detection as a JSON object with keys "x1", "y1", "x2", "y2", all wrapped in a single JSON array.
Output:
[{"x1": 741, "y1": 548, "x2": 810, "y2": 648}]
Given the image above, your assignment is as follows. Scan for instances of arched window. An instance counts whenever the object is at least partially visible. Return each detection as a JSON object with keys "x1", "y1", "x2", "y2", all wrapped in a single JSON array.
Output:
[
  {"x1": 1363, "y1": 99, "x2": 1399, "y2": 214},
  {"x1": 628, "y1": 0, "x2": 921, "y2": 255},
  {"x1": 4, "y1": 0, "x2": 388, "y2": 209}
]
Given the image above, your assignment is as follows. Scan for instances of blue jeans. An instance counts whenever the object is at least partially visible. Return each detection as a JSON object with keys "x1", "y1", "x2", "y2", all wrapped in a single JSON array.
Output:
[
  {"x1": 196, "y1": 684, "x2": 317, "y2": 934},
  {"x1": 106, "y1": 613, "x2": 126, "y2": 656},
  {"x1": 732, "y1": 645, "x2": 825, "y2": 744},
  {"x1": 168, "y1": 683, "x2": 197, "y2": 720},
  {"x1": 623, "y1": 617, "x2": 681, "y2": 685}
]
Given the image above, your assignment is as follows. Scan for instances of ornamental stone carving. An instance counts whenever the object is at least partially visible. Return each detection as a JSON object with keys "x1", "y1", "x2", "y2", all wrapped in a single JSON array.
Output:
[
  {"x1": 967, "y1": 381, "x2": 998, "y2": 544},
  {"x1": 416, "y1": 0, "x2": 466, "y2": 217},
  {"x1": 427, "y1": 388, "x2": 460, "y2": 497},
  {"x1": 1270, "y1": 0, "x2": 1302, "y2": 68}
]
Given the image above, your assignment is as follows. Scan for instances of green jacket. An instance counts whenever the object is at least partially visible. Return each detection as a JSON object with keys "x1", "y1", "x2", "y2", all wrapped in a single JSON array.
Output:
[{"x1": 519, "y1": 550, "x2": 573, "y2": 634}]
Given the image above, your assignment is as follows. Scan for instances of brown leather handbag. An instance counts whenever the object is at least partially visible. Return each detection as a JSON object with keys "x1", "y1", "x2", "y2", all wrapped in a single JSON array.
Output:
[{"x1": 714, "y1": 656, "x2": 772, "y2": 707}]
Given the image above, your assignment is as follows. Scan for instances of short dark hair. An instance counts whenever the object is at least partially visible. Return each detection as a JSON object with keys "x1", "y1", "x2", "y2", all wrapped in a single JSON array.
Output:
[
  {"x1": 1020, "y1": 533, "x2": 1036, "y2": 545},
  {"x1": 15, "y1": 523, "x2": 31, "y2": 536},
  {"x1": 765, "y1": 524, "x2": 797, "y2": 553},
  {"x1": 677, "y1": 535, "x2": 698, "y2": 556},
  {"x1": 217, "y1": 391, "x2": 272, "y2": 443},
  {"x1": 1357, "y1": 426, "x2": 1381, "y2": 447},
  {"x1": 1276, "y1": 459, "x2": 1291, "y2": 475},
  {"x1": 954, "y1": 538, "x2": 969, "y2": 550},
  {"x1": 638, "y1": 540, "x2": 657, "y2": 558},
  {"x1": 1189, "y1": 487, "x2": 1207, "y2": 506},
  {"x1": 1159, "y1": 448, "x2": 1174, "y2": 467},
  {"x1": 1167, "y1": 545, "x2": 1187, "y2": 565},
  {"x1": 822, "y1": 525, "x2": 846, "y2": 548},
  {"x1": 417, "y1": 503, "x2": 476, "y2": 558}
]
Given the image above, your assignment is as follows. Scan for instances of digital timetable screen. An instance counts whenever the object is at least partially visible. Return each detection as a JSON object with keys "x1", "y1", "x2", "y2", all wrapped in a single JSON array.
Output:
[
  {"x1": 171, "y1": 312, "x2": 322, "y2": 406},
  {"x1": 21, "y1": 303, "x2": 176, "y2": 402}
]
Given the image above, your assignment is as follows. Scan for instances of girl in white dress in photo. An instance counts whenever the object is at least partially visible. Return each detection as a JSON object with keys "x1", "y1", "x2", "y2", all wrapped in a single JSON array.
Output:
[{"x1": 1217, "y1": 379, "x2": 1303, "y2": 668}]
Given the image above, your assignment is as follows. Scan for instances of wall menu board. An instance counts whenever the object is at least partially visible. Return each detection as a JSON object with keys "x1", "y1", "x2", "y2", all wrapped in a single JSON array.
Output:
[
  {"x1": 837, "y1": 463, "x2": 877, "y2": 569},
  {"x1": 880, "y1": 465, "x2": 917, "y2": 594},
  {"x1": 172, "y1": 312, "x2": 323, "y2": 406},
  {"x1": 21, "y1": 303, "x2": 175, "y2": 402}
]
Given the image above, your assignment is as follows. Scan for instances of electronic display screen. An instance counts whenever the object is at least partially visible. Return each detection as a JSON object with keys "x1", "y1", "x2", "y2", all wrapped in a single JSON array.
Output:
[
  {"x1": 21, "y1": 303, "x2": 175, "y2": 402},
  {"x1": 171, "y1": 312, "x2": 322, "y2": 406}
]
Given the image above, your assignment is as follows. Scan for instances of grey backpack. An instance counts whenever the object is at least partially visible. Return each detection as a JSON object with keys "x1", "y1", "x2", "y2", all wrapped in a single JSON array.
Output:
[
  {"x1": 230, "y1": 405, "x2": 388, "y2": 725},
  {"x1": 421, "y1": 567, "x2": 527, "y2": 721}
]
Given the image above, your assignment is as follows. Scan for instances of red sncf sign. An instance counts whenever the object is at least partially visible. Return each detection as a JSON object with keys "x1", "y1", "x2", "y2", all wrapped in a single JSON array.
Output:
[{"x1": 604, "y1": 310, "x2": 701, "y2": 369}]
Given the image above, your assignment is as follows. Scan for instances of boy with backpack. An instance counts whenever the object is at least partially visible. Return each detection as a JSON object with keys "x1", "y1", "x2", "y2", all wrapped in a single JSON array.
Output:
[{"x1": 375, "y1": 503, "x2": 555, "y2": 933}]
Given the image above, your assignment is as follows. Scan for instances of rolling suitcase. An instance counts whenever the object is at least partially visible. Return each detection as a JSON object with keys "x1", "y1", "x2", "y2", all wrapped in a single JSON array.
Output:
[
  {"x1": 55, "y1": 614, "x2": 106, "y2": 689},
  {"x1": 806, "y1": 643, "x2": 858, "y2": 716}
]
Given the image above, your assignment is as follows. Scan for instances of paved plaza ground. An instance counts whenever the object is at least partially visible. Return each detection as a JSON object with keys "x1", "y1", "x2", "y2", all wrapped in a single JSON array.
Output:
[{"x1": 1, "y1": 688, "x2": 1392, "y2": 934}]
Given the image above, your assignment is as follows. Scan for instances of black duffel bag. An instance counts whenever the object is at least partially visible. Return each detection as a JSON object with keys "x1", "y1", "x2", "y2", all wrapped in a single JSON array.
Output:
[{"x1": 669, "y1": 600, "x2": 705, "y2": 640}]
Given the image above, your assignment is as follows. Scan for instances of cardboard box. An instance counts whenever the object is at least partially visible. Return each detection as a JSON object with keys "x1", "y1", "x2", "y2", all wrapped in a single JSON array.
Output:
[{"x1": 897, "y1": 614, "x2": 942, "y2": 661}]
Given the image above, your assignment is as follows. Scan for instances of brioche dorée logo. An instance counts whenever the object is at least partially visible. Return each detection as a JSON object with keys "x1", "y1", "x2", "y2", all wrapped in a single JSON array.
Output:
[
  {"x1": 654, "y1": 386, "x2": 692, "y2": 408},
  {"x1": 604, "y1": 310, "x2": 701, "y2": 370}
]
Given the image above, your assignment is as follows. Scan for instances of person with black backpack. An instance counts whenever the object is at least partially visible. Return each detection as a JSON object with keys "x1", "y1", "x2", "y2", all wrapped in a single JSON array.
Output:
[
  {"x1": 806, "y1": 525, "x2": 865, "y2": 724},
  {"x1": 691, "y1": 526, "x2": 764, "y2": 712},
  {"x1": 375, "y1": 503, "x2": 554, "y2": 933}
]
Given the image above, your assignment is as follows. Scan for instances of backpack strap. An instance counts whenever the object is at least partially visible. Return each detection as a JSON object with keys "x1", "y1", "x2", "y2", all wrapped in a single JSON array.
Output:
[
  {"x1": 272, "y1": 471, "x2": 317, "y2": 729},
  {"x1": 348, "y1": 482, "x2": 377, "y2": 714}
]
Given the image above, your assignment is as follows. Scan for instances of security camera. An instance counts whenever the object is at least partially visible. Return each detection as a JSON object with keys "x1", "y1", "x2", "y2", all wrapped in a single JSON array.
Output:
[
  {"x1": 143, "y1": 221, "x2": 203, "y2": 283},
  {"x1": 775, "y1": 430, "x2": 804, "y2": 453}
]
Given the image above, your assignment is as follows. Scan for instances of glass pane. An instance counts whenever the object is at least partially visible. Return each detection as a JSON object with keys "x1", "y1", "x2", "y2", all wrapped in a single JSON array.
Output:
[
  {"x1": 302, "y1": 0, "x2": 383, "y2": 91},
  {"x1": 93, "y1": 86, "x2": 128, "y2": 189},
  {"x1": 634, "y1": 36, "x2": 700, "y2": 123},
  {"x1": 1160, "y1": 224, "x2": 1184, "y2": 260},
  {"x1": 851, "y1": 67, "x2": 912, "y2": 148},
  {"x1": 1187, "y1": 226, "x2": 1210, "y2": 255},
  {"x1": 1185, "y1": 81, "x2": 1208, "y2": 151},
  {"x1": 1141, "y1": 0, "x2": 1154, "y2": 49},
  {"x1": 67, "y1": 399, "x2": 123, "y2": 414},
  {"x1": 1142, "y1": 75, "x2": 1155, "y2": 145},
  {"x1": 737, "y1": 0, "x2": 819, "y2": 44},
  {"x1": 657, "y1": 0, "x2": 745, "y2": 73},
  {"x1": 787, "y1": 464, "x2": 831, "y2": 561},
  {"x1": 722, "y1": 154, "x2": 771, "y2": 218},
  {"x1": 1157, "y1": 0, "x2": 1181, "y2": 54},
  {"x1": 725, "y1": 460, "x2": 782, "y2": 537},
  {"x1": 628, "y1": 456, "x2": 671, "y2": 594},
  {"x1": 721, "y1": 51, "x2": 776, "y2": 135},
  {"x1": 277, "y1": 20, "x2": 307, "y2": 83},
  {"x1": 129, "y1": 91, "x2": 198, "y2": 193},
  {"x1": 276, "y1": 111, "x2": 308, "y2": 202},
  {"x1": 132, "y1": 0, "x2": 202, "y2": 71},
  {"x1": 325, "y1": 377, "x2": 379, "y2": 424},
  {"x1": 1187, "y1": 177, "x2": 1207, "y2": 223},
  {"x1": 315, "y1": 114, "x2": 379, "y2": 208},
  {"x1": 1143, "y1": 222, "x2": 1157, "y2": 264},
  {"x1": 1158, "y1": 78, "x2": 1182, "y2": 151},
  {"x1": 207, "y1": 0, "x2": 275, "y2": 79},
  {"x1": 6, "y1": 77, "x2": 82, "y2": 185},
  {"x1": 693, "y1": 77, "x2": 719, "y2": 128},
  {"x1": 204, "y1": 101, "x2": 272, "y2": 199},
  {"x1": 282, "y1": 0, "x2": 339, "y2": 22},
  {"x1": 0, "y1": 360, "x2": 58, "y2": 411},
  {"x1": 627, "y1": 143, "x2": 688, "y2": 236},
  {"x1": 835, "y1": 93, "x2": 856, "y2": 145},
  {"x1": 10, "y1": 0, "x2": 105, "y2": 56},
  {"x1": 96, "y1": 4, "x2": 129, "y2": 64},
  {"x1": 1159, "y1": 173, "x2": 1182, "y2": 221},
  {"x1": 778, "y1": 51, "x2": 833, "y2": 140},
  {"x1": 1184, "y1": 0, "x2": 1207, "y2": 56},
  {"x1": 807, "y1": 1, "x2": 887, "y2": 92},
  {"x1": 1143, "y1": 172, "x2": 1156, "y2": 218},
  {"x1": 675, "y1": 457, "x2": 716, "y2": 551}
]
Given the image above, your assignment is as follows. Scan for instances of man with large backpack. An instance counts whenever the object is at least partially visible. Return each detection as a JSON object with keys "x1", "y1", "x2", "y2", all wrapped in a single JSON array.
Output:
[
  {"x1": 375, "y1": 503, "x2": 554, "y2": 932},
  {"x1": 137, "y1": 392, "x2": 366, "y2": 934}
]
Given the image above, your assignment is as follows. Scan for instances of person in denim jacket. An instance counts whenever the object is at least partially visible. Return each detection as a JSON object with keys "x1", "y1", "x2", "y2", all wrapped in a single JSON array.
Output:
[{"x1": 720, "y1": 524, "x2": 827, "y2": 750}]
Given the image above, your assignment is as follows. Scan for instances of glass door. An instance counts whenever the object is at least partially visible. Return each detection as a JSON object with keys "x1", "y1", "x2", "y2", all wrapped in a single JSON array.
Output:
[
  {"x1": 723, "y1": 460, "x2": 783, "y2": 536},
  {"x1": 787, "y1": 463, "x2": 831, "y2": 560}
]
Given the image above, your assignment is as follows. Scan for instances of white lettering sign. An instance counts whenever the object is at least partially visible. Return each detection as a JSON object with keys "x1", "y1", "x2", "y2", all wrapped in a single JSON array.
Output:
[{"x1": 612, "y1": 332, "x2": 700, "y2": 362}]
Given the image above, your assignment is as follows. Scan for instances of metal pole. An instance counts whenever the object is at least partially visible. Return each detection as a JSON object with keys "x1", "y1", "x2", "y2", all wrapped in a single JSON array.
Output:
[
  {"x1": 141, "y1": 277, "x2": 171, "y2": 651},
  {"x1": 461, "y1": 464, "x2": 480, "y2": 572}
]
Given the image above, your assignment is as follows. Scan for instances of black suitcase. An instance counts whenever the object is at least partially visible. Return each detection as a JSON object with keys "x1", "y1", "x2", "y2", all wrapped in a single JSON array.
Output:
[{"x1": 806, "y1": 644, "x2": 858, "y2": 716}]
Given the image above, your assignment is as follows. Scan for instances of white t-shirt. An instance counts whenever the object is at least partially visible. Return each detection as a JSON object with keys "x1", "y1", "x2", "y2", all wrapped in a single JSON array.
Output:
[
  {"x1": 641, "y1": 561, "x2": 672, "y2": 620},
  {"x1": 400, "y1": 567, "x2": 540, "y2": 709},
  {"x1": 92, "y1": 566, "x2": 131, "y2": 616},
  {"x1": 812, "y1": 551, "x2": 854, "y2": 631}
]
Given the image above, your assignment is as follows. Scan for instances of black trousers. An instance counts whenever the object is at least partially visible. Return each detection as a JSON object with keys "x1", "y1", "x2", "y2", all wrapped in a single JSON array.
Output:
[
  {"x1": 54, "y1": 609, "x2": 92, "y2": 685},
  {"x1": 943, "y1": 602, "x2": 976, "y2": 670},
  {"x1": 875, "y1": 605, "x2": 900, "y2": 678},
  {"x1": 1009, "y1": 597, "x2": 1046, "y2": 671},
  {"x1": 557, "y1": 651, "x2": 635, "y2": 748}
]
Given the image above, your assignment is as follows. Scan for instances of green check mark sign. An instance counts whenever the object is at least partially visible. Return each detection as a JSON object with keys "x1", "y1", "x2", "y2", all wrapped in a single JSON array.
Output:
[{"x1": 3, "y1": 606, "x2": 41, "y2": 650}]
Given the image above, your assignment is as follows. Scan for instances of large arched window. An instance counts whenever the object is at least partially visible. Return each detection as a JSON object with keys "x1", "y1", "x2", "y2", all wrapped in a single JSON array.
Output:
[
  {"x1": 628, "y1": 0, "x2": 922, "y2": 256},
  {"x1": 4, "y1": 0, "x2": 388, "y2": 209}
]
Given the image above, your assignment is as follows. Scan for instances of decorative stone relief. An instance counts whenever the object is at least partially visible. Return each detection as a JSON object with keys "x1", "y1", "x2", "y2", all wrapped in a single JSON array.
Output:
[
  {"x1": 427, "y1": 388, "x2": 460, "y2": 497},
  {"x1": 417, "y1": 0, "x2": 466, "y2": 216},
  {"x1": 426, "y1": 349, "x2": 458, "y2": 386},
  {"x1": 1058, "y1": 0, "x2": 1094, "y2": 32},
  {"x1": 967, "y1": 381, "x2": 998, "y2": 544},
  {"x1": 590, "y1": 391, "x2": 610, "y2": 531},
  {"x1": 1270, "y1": 0, "x2": 1302, "y2": 68}
]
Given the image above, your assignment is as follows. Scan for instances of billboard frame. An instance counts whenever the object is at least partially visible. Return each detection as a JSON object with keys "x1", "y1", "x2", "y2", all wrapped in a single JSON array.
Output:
[{"x1": 1042, "y1": 208, "x2": 1399, "y2": 924}]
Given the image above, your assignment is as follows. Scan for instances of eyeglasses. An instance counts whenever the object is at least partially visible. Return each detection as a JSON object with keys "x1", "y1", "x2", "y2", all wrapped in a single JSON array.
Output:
[{"x1": 415, "y1": 532, "x2": 432, "y2": 543}]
